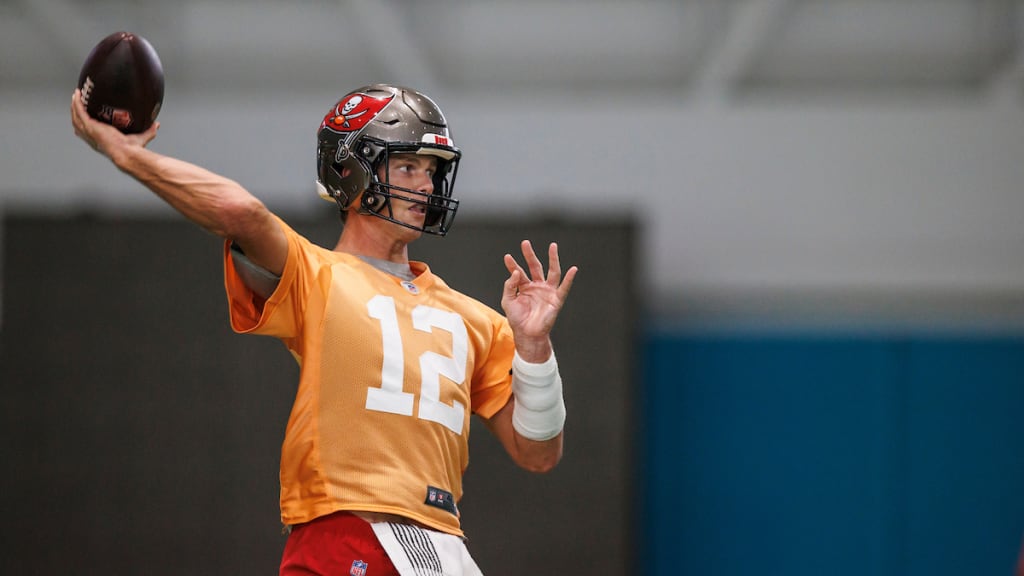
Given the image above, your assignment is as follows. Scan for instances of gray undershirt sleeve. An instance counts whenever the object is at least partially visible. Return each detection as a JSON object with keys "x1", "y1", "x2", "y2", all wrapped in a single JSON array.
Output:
[{"x1": 229, "y1": 243, "x2": 280, "y2": 299}]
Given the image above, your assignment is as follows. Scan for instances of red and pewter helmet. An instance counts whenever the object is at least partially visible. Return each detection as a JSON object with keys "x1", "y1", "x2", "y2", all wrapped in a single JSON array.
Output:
[{"x1": 316, "y1": 84, "x2": 462, "y2": 235}]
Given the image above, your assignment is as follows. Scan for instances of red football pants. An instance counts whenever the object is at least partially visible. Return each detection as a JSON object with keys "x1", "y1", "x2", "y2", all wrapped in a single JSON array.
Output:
[{"x1": 280, "y1": 511, "x2": 400, "y2": 576}]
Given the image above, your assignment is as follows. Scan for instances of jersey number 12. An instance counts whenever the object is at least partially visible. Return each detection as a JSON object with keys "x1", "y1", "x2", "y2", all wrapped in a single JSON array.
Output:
[{"x1": 365, "y1": 295, "x2": 467, "y2": 435}]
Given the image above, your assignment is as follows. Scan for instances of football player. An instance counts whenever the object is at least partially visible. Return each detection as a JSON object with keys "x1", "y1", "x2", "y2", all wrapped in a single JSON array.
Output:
[{"x1": 71, "y1": 84, "x2": 576, "y2": 575}]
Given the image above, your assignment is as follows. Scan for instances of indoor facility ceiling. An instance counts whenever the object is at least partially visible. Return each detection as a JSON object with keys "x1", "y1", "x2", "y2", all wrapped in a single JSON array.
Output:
[{"x1": 1, "y1": 0, "x2": 1020, "y2": 102}]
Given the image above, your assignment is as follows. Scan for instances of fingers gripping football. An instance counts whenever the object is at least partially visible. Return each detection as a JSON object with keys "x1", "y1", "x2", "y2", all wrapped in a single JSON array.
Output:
[{"x1": 71, "y1": 89, "x2": 158, "y2": 158}]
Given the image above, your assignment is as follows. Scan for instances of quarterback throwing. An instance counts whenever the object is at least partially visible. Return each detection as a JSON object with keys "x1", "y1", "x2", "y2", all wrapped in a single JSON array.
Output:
[{"x1": 71, "y1": 84, "x2": 576, "y2": 575}]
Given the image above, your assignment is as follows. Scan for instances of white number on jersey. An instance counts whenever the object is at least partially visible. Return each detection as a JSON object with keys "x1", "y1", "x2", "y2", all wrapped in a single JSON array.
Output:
[{"x1": 365, "y1": 295, "x2": 467, "y2": 434}]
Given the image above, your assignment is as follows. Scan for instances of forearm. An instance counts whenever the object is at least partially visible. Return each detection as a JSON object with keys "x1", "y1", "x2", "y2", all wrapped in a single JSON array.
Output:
[
  {"x1": 111, "y1": 145, "x2": 262, "y2": 240},
  {"x1": 484, "y1": 397, "x2": 564, "y2": 474},
  {"x1": 510, "y1": 429, "x2": 563, "y2": 473},
  {"x1": 71, "y1": 88, "x2": 273, "y2": 255},
  {"x1": 507, "y1": 350, "x2": 566, "y2": 472}
]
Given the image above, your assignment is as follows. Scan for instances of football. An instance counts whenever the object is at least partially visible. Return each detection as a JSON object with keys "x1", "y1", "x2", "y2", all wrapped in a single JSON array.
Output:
[{"x1": 77, "y1": 31, "x2": 164, "y2": 134}]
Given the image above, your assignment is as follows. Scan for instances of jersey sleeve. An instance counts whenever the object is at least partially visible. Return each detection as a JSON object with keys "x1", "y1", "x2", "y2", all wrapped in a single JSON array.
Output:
[
  {"x1": 469, "y1": 314, "x2": 516, "y2": 419},
  {"x1": 223, "y1": 216, "x2": 311, "y2": 340}
]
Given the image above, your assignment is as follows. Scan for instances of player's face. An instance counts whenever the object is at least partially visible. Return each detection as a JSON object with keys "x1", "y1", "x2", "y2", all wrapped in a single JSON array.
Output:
[{"x1": 381, "y1": 153, "x2": 437, "y2": 227}]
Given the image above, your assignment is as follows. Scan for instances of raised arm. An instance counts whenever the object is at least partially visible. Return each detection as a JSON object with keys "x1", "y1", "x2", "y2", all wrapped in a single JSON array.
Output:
[
  {"x1": 70, "y1": 89, "x2": 286, "y2": 274},
  {"x1": 482, "y1": 240, "x2": 578, "y2": 473}
]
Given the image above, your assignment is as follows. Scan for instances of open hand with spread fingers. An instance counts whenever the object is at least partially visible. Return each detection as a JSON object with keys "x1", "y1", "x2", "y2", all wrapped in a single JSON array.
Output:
[{"x1": 501, "y1": 240, "x2": 578, "y2": 362}]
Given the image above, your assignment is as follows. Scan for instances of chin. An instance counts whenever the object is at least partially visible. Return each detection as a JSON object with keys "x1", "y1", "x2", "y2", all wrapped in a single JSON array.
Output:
[
  {"x1": 402, "y1": 214, "x2": 428, "y2": 231},
  {"x1": 396, "y1": 221, "x2": 425, "y2": 239}
]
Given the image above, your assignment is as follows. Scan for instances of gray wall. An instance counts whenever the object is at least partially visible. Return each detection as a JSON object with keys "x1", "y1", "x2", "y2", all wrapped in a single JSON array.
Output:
[
  {"x1": 7, "y1": 92, "x2": 1024, "y2": 328},
  {"x1": 0, "y1": 215, "x2": 636, "y2": 575},
  {"x1": 3, "y1": 1, "x2": 1023, "y2": 329}
]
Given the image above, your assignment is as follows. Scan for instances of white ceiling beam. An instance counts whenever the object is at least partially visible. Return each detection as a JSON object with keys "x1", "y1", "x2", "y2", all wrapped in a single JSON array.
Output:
[{"x1": 692, "y1": 0, "x2": 792, "y2": 105}]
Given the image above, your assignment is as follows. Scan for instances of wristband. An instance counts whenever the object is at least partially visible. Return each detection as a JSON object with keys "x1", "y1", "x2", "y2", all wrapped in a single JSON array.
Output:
[{"x1": 511, "y1": 351, "x2": 566, "y2": 441}]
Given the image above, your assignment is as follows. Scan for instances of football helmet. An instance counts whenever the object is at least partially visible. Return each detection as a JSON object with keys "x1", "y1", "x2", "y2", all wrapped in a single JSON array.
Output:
[{"x1": 316, "y1": 84, "x2": 461, "y2": 235}]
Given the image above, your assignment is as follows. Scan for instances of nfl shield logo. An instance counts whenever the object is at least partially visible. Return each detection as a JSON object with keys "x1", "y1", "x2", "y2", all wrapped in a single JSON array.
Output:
[{"x1": 350, "y1": 560, "x2": 368, "y2": 576}]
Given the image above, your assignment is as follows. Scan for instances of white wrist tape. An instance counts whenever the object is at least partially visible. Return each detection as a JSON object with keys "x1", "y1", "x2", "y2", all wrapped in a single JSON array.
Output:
[{"x1": 511, "y1": 351, "x2": 566, "y2": 441}]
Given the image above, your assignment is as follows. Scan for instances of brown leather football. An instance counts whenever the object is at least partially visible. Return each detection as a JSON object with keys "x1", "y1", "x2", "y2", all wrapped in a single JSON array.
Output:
[{"x1": 77, "y1": 31, "x2": 164, "y2": 134}]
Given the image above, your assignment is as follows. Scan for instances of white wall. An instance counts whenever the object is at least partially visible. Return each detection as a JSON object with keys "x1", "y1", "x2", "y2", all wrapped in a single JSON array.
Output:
[{"x1": 3, "y1": 89, "x2": 1023, "y2": 329}]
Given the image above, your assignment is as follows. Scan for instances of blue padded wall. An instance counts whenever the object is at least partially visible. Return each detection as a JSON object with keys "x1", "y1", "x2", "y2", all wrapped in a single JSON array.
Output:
[{"x1": 642, "y1": 334, "x2": 1024, "y2": 576}]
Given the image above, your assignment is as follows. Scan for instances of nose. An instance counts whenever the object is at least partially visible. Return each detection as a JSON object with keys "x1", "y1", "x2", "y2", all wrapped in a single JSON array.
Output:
[{"x1": 415, "y1": 173, "x2": 434, "y2": 195}]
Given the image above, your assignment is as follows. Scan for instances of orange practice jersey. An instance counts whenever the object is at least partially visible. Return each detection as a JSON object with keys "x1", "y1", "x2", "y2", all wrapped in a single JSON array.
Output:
[{"x1": 223, "y1": 219, "x2": 515, "y2": 536}]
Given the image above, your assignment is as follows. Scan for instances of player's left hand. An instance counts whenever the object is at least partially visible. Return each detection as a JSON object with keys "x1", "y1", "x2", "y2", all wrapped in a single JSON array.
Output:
[{"x1": 501, "y1": 240, "x2": 578, "y2": 362}]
